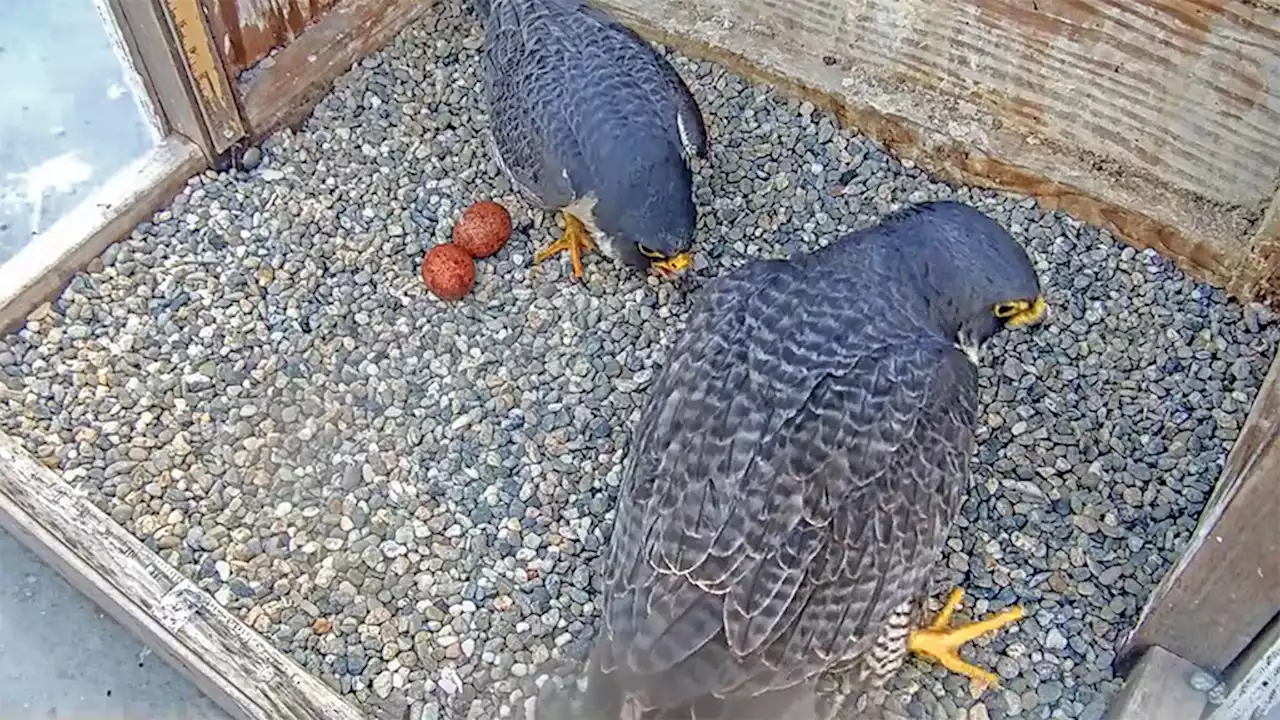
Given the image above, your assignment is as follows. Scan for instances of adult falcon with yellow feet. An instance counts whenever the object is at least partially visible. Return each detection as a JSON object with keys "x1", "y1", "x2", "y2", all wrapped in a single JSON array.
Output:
[
  {"x1": 533, "y1": 201, "x2": 1049, "y2": 720},
  {"x1": 478, "y1": 0, "x2": 706, "y2": 280}
]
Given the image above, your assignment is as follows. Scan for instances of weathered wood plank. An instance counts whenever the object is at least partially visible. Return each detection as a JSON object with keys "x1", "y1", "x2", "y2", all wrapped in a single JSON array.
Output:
[
  {"x1": 0, "y1": 137, "x2": 205, "y2": 335},
  {"x1": 1105, "y1": 646, "x2": 1211, "y2": 720},
  {"x1": 0, "y1": 432, "x2": 365, "y2": 720},
  {"x1": 1120, "y1": 349, "x2": 1280, "y2": 673},
  {"x1": 1207, "y1": 613, "x2": 1280, "y2": 720},
  {"x1": 205, "y1": 0, "x2": 342, "y2": 74},
  {"x1": 239, "y1": 0, "x2": 432, "y2": 137},
  {"x1": 595, "y1": 0, "x2": 1280, "y2": 302},
  {"x1": 158, "y1": 0, "x2": 247, "y2": 154},
  {"x1": 1245, "y1": 189, "x2": 1280, "y2": 305},
  {"x1": 106, "y1": 0, "x2": 213, "y2": 153}
]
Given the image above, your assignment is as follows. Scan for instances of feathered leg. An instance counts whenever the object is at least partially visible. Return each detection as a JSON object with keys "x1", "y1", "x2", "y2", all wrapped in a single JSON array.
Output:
[{"x1": 817, "y1": 599, "x2": 915, "y2": 719}]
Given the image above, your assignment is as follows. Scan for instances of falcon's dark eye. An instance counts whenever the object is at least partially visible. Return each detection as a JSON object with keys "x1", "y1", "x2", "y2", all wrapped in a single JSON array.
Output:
[
  {"x1": 638, "y1": 244, "x2": 665, "y2": 259},
  {"x1": 993, "y1": 301, "x2": 1024, "y2": 319}
]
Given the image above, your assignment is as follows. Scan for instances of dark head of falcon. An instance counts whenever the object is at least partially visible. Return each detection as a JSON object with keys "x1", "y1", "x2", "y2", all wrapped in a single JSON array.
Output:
[
  {"x1": 591, "y1": 144, "x2": 700, "y2": 275},
  {"x1": 902, "y1": 201, "x2": 1047, "y2": 354},
  {"x1": 532, "y1": 201, "x2": 1048, "y2": 720}
]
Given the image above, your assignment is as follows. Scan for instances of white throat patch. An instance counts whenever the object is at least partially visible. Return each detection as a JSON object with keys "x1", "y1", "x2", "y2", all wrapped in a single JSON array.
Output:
[{"x1": 955, "y1": 337, "x2": 980, "y2": 366}]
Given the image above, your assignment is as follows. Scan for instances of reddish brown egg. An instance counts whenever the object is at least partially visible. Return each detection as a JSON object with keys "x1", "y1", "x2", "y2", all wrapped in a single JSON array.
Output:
[
  {"x1": 420, "y1": 243, "x2": 475, "y2": 301},
  {"x1": 452, "y1": 200, "x2": 512, "y2": 259}
]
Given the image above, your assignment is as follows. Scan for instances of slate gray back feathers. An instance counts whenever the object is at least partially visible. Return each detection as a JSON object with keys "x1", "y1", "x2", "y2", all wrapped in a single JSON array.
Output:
[
  {"x1": 542, "y1": 202, "x2": 1039, "y2": 719},
  {"x1": 480, "y1": 0, "x2": 707, "y2": 259}
]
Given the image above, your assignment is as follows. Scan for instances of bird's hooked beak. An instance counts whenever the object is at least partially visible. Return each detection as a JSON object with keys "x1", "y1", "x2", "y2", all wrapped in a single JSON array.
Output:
[
  {"x1": 639, "y1": 243, "x2": 692, "y2": 277},
  {"x1": 997, "y1": 296, "x2": 1048, "y2": 328},
  {"x1": 652, "y1": 252, "x2": 692, "y2": 277}
]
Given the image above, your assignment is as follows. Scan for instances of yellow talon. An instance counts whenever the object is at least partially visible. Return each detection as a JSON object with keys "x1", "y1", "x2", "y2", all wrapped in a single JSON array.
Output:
[
  {"x1": 906, "y1": 587, "x2": 1024, "y2": 695},
  {"x1": 533, "y1": 212, "x2": 595, "y2": 279}
]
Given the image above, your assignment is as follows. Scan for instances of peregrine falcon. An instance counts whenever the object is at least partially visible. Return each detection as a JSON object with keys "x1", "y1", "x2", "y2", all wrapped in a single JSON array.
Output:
[
  {"x1": 478, "y1": 0, "x2": 707, "y2": 280},
  {"x1": 539, "y1": 201, "x2": 1047, "y2": 719}
]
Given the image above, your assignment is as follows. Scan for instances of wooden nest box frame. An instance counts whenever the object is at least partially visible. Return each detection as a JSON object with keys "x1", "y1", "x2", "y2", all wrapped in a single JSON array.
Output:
[{"x1": 0, "y1": 0, "x2": 1277, "y2": 719}]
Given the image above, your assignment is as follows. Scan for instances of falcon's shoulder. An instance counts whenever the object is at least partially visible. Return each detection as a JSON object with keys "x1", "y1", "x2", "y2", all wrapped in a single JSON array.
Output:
[
  {"x1": 481, "y1": 0, "x2": 584, "y2": 204},
  {"x1": 599, "y1": 268, "x2": 978, "y2": 705},
  {"x1": 577, "y1": 5, "x2": 708, "y2": 159}
]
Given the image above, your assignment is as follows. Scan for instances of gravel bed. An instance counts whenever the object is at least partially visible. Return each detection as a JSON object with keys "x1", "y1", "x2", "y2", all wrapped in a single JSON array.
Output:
[{"x1": 3, "y1": 1, "x2": 1278, "y2": 718}]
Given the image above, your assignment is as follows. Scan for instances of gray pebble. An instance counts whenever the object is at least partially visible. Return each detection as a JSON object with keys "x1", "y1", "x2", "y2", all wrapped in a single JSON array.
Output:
[
  {"x1": 240, "y1": 146, "x2": 263, "y2": 170},
  {"x1": 1189, "y1": 670, "x2": 1218, "y2": 692}
]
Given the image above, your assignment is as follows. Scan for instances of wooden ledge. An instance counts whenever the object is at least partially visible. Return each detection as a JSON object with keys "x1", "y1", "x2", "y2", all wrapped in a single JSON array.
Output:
[
  {"x1": 0, "y1": 136, "x2": 205, "y2": 334},
  {"x1": 1105, "y1": 646, "x2": 1210, "y2": 720},
  {"x1": 0, "y1": 432, "x2": 366, "y2": 720}
]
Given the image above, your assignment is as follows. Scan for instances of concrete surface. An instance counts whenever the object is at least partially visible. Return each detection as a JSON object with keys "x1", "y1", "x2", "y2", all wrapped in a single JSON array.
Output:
[
  {"x1": 0, "y1": 527, "x2": 230, "y2": 719},
  {"x1": 0, "y1": 0, "x2": 156, "y2": 265},
  {"x1": 0, "y1": 1, "x2": 226, "y2": 718}
]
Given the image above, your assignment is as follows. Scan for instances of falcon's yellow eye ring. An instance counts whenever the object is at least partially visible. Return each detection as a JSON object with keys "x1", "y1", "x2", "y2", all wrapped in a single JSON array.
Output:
[
  {"x1": 638, "y1": 244, "x2": 665, "y2": 259},
  {"x1": 993, "y1": 301, "x2": 1024, "y2": 319}
]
